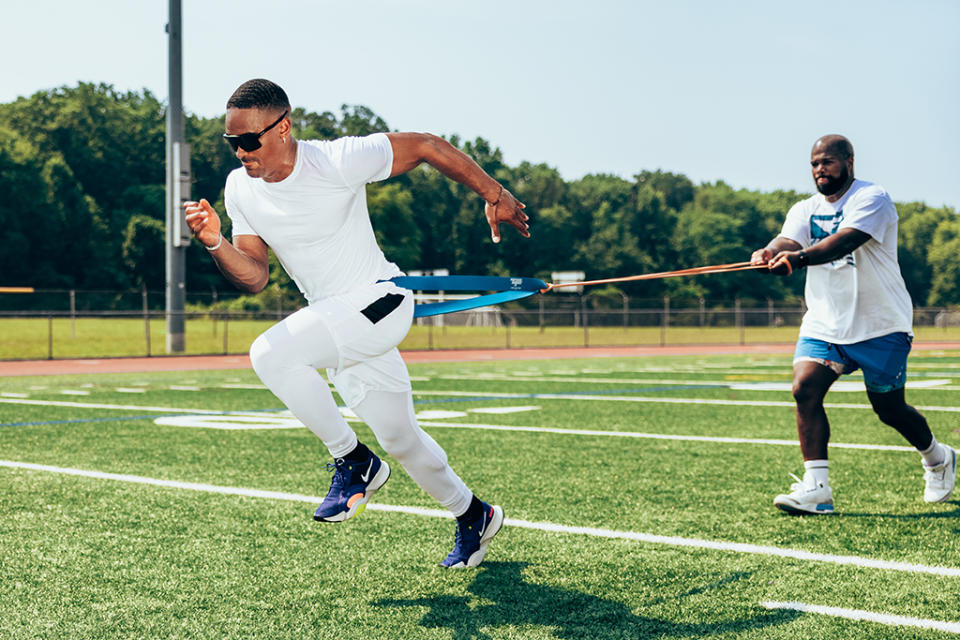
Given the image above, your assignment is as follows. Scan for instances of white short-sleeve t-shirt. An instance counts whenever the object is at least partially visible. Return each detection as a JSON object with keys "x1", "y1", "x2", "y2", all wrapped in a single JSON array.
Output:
[
  {"x1": 779, "y1": 179, "x2": 913, "y2": 344},
  {"x1": 224, "y1": 133, "x2": 403, "y2": 303}
]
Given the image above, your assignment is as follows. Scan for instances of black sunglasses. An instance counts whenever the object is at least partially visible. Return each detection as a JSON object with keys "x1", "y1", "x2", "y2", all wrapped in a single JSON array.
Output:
[{"x1": 223, "y1": 110, "x2": 289, "y2": 152}]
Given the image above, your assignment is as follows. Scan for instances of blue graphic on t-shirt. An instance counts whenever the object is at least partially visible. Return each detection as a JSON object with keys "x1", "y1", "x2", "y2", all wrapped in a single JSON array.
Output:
[
  {"x1": 809, "y1": 209, "x2": 855, "y2": 267},
  {"x1": 810, "y1": 210, "x2": 843, "y2": 241}
]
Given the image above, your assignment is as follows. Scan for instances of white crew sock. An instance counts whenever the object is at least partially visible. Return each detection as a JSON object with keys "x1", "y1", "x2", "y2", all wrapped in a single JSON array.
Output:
[
  {"x1": 918, "y1": 437, "x2": 945, "y2": 468},
  {"x1": 803, "y1": 459, "x2": 829, "y2": 488}
]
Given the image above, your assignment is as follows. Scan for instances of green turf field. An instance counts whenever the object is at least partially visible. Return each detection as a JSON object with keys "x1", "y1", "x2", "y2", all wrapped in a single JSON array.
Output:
[{"x1": 1, "y1": 352, "x2": 959, "y2": 639}]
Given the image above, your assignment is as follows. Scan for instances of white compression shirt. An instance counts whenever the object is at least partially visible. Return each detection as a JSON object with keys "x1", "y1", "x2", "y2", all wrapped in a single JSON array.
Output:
[
  {"x1": 779, "y1": 179, "x2": 914, "y2": 344},
  {"x1": 224, "y1": 133, "x2": 403, "y2": 303}
]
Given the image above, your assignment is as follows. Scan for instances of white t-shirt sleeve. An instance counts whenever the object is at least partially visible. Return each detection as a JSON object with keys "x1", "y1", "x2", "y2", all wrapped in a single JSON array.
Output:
[
  {"x1": 837, "y1": 187, "x2": 895, "y2": 241},
  {"x1": 224, "y1": 171, "x2": 257, "y2": 237},
  {"x1": 329, "y1": 133, "x2": 394, "y2": 191},
  {"x1": 779, "y1": 201, "x2": 811, "y2": 248}
]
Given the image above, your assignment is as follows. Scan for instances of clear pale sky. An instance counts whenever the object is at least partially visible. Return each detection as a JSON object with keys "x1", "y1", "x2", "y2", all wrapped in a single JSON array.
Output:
[{"x1": 4, "y1": 0, "x2": 958, "y2": 208}]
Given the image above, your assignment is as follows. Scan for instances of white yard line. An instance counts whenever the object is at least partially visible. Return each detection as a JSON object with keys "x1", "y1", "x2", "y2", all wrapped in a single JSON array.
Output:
[
  {"x1": 0, "y1": 397, "x2": 264, "y2": 416},
  {"x1": 0, "y1": 397, "x2": 922, "y2": 449},
  {"x1": 154, "y1": 415, "x2": 303, "y2": 430},
  {"x1": 433, "y1": 373, "x2": 952, "y2": 391},
  {"x1": 0, "y1": 458, "x2": 957, "y2": 578},
  {"x1": 414, "y1": 421, "x2": 916, "y2": 451},
  {"x1": 470, "y1": 406, "x2": 540, "y2": 414},
  {"x1": 412, "y1": 390, "x2": 960, "y2": 413},
  {"x1": 760, "y1": 601, "x2": 960, "y2": 634}
]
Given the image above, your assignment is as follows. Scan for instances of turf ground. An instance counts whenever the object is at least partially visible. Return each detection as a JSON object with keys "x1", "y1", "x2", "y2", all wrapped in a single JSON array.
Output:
[{"x1": 1, "y1": 351, "x2": 959, "y2": 639}]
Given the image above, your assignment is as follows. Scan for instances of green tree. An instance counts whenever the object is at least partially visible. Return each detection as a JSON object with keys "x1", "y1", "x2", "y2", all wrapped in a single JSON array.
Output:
[
  {"x1": 926, "y1": 215, "x2": 960, "y2": 306},
  {"x1": 898, "y1": 202, "x2": 954, "y2": 305},
  {"x1": 634, "y1": 169, "x2": 695, "y2": 212},
  {"x1": 338, "y1": 104, "x2": 390, "y2": 136},
  {"x1": 122, "y1": 215, "x2": 165, "y2": 289},
  {"x1": 368, "y1": 182, "x2": 422, "y2": 270},
  {"x1": 0, "y1": 128, "x2": 49, "y2": 287}
]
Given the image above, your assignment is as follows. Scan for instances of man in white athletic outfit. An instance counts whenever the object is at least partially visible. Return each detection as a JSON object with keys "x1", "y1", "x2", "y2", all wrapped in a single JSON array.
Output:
[
  {"x1": 751, "y1": 134, "x2": 956, "y2": 514},
  {"x1": 184, "y1": 79, "x2": 530, "y2": 567}
]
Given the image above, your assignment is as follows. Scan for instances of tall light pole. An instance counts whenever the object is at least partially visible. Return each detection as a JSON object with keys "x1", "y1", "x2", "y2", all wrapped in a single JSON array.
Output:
[{"x1": 165, "y1": 0, "x2": 191, "y2": 353}]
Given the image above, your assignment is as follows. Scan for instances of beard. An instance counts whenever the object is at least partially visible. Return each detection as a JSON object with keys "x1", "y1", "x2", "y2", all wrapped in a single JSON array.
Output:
[{"x1": 815, "y1": 166, "x2": 851, "y2": 196}]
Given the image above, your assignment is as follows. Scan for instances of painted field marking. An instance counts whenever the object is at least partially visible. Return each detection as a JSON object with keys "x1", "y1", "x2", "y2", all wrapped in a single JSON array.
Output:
[
  {"x1": 0, "y1": 397, "x2": 925, "y2": 450},
  {"x1": 411, "y1": 390, "x2": 960, "y2": 414},
  {"x1": 115, "y1": 388, "x2": 146, "y2": 394},
  {"x1": 0, "y1": 397, "x2": 227, "y2": 414},
  {"x1": 414, "y1": 420, "x2": 916, "y2": 451},
  {"x1": 169, "y1": 386, "x2": 201, "y2": 391},
  {"x1": 760, "y1": 601, "x2": 960, "y2": 634},
  {"x1": 1, "y1": 392, "x2": 28, "y2": 398},
  {"x1": 469, "y1": 406, "x2": 540, "y2": 414},
  {"x1": 148, "y1": 411, "x2": 918, "y2": 450},
  {"x1": 0, "y1": 458, "x2": 957, "y2": 578},
  {"x1": 60, "y1": 390, "x2": 90, "y2": 396},
  {"x1": 154, "y1": 415, "x2": 302, "y2": 430},
  {"x1": 0, "y1": 398, "x2": 282, "y2": 418},
  {"x1": 220, "y1": 382, "x2": 341, "y2": 391},
  {"x1": 412, "y1": 410, "x2": 468, "y2": 420},
  {"x1": 433, "y1": 373, "x2": 951, "y2": 392}
]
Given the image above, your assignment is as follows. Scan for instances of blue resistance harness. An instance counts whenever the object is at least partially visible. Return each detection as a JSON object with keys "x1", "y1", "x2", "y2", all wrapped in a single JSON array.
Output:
[{"x1": 388, "y1": 275, "x2": 547, "y2": 318}]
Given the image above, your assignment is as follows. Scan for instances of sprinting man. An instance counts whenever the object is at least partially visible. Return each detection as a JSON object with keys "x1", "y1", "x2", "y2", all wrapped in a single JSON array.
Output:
[
  {"x1": 185, "y1": 79, "x2": 530, "y2": 566},
  {"x1": 751, "y1": 134, "x2": 956, "y2": 514}
]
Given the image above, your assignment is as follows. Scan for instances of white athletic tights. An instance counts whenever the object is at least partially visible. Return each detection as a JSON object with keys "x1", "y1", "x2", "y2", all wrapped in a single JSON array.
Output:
[{"x1": 248, "y1": 308, "x2": 472, "y2": 516}]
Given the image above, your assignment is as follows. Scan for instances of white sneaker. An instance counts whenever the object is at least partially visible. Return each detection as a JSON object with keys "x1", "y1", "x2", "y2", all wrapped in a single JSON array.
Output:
[
  {"x1": 923, "y1": 445, "x2": 957, "y2": 503},
  {"x1": 774, "y1": 473, "x2": 834, "y2": 515}
]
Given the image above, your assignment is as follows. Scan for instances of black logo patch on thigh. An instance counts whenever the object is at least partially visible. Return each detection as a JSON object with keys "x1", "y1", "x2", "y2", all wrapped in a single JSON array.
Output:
[{"x1": 361, "y1": 293, "x2": 405, "y2": 324}]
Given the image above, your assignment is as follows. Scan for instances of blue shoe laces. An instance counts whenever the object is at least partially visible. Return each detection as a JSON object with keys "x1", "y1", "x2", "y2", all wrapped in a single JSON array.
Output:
[{"x1": 325, "y1": 459, "x2": 349, "y2": 493}]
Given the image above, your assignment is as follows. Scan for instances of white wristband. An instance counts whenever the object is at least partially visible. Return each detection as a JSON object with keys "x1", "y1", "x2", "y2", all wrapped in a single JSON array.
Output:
[{"x1": 205, "y1": 234, "x2": 223, "y2": 251}]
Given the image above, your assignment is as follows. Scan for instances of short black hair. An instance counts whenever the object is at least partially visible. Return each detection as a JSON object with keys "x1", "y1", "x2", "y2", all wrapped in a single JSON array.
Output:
[
  {"x1": 813, "y1": 134, "x2": 854, "y2": 161},
  {"x1": 226, "y1": 79, "x2": 291, "y2": 112}
]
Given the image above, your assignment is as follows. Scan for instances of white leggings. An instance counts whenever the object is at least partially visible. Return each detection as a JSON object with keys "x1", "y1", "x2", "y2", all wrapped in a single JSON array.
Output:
[{"x1": 248, "y1": 299, "x2": 472, "y2": 516}]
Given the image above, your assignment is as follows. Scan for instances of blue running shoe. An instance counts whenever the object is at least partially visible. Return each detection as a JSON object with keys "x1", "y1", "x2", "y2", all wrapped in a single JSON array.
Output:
[
  {"x1": 313, "y1": 452, "x2": 390, "y2": 522},
  {"x1": 440, "y1": 502, "x2": 504, "y2": 568}
]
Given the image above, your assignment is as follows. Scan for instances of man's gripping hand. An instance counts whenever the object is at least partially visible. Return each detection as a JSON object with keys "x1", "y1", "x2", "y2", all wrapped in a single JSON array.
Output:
[
  {"x1": 767, "y1": 251, "x2": 804, "y2": 276},
  {"x1": 183, "y1": 199, "x2": 222, "y2": 249},
  {"x1": 750, "y1": 248, "x2": 774, "y2": 266},
  {"x1": 751, "y1": 240, "x2": 805, "y2": 276},
  {"x1": 484, "y1": 188, "x2": 530, "y2": 244}
]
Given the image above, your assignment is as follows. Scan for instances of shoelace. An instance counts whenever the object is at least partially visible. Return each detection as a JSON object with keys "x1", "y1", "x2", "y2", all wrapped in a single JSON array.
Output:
[
  {"x1": 452, "y1": 526, "x2": 464, "y2": 551},
  {"x1": 787, "y1": 472, "x2": 809, "y2": 493},
  {"x1": 924, "y1": 465, "x2": 944, "y2": 481},
  {"x1": 325, "y1": 460, "x2": 350, "y2": 491}
]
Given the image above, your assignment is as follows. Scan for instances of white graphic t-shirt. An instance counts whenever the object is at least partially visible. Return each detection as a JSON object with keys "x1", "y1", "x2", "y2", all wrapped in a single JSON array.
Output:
[
  {"x1": 224, "y1": 133, "x2": 403, "y2": 303},
  {"x1": 779, "y1": 179, "x2": 913, "y2": 344}
]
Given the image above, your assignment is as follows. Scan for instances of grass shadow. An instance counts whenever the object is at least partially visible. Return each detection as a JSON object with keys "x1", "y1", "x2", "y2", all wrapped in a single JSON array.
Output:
[
  {"x1": 375, "y1": 562, "x2": 799, "y2": 640},
  {"x1": 835, "y1": 501, "x2": 960, "y2": 520}
]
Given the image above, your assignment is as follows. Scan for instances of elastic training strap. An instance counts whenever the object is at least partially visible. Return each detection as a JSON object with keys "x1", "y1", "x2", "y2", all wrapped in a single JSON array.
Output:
[
  {"x1": 389, "y1": 275, "x2": 547, "y2": 318},
  {"x1": 390, "y1": 275, "x2": 547, "y2": 292},
  {"x1": 411, "y1": 290, "x2": 539, "y2": 318},
  {"x1": 390, "y1": 262, "x2": 763, "y2": 317}
]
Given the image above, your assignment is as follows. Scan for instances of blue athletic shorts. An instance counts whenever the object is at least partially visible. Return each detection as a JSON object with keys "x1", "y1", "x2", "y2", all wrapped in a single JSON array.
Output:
[{"x1": 794, "y1": 332, "x2": 912, "y2": 393}]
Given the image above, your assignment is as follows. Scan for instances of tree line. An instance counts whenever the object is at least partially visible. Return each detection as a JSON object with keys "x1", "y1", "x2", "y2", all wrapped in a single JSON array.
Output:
[{"x1": 1, "y1": 83, "x2": 957, "y2": 311}]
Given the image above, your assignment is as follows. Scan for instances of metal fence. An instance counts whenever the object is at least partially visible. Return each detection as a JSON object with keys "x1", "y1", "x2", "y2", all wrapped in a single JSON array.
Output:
[{"x1": 1, "y1": 288, "x2": 958, "y2": 360}]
